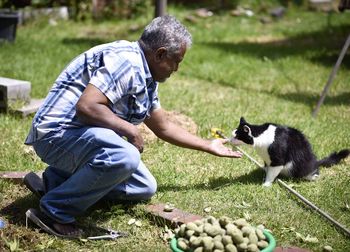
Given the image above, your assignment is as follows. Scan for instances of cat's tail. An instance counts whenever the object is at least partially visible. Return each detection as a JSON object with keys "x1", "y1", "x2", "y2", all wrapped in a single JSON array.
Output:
[{"x1": 317, "y1": 149, "x2": 350, "y2": 168}]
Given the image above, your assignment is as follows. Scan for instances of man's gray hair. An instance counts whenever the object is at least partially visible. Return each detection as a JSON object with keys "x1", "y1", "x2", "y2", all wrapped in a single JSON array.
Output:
[{"x1": 139, "y1": 15, "x2": 192, "y2": 56}]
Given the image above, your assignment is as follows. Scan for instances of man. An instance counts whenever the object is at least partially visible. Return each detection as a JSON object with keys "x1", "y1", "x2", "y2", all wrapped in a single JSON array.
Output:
[{"x1": 24, "y1": 15, "x2": 242, "y2": 238}]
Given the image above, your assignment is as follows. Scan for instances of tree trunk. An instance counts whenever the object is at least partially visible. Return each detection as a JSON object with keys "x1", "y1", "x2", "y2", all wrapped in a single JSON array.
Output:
[{"x1": 155, "y1": 0, "x2": 167, "y2": 17}]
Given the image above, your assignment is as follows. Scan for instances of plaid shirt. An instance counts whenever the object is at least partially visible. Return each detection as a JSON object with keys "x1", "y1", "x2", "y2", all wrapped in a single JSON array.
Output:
[{"x1": 25, "y1": 40, "x2": 160, "y2": 144}]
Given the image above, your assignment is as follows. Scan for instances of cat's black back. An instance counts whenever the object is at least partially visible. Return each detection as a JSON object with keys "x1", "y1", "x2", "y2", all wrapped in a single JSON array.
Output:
[{"x1": 270, "y1": 126, "x2": 317, "y2": 177}]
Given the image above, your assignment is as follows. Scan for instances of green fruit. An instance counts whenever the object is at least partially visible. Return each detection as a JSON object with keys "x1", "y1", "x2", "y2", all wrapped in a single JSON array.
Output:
[
  {"x1": 219, "y1": 216, "x2": 232, "y2": 227},
  {"x1": 241, "y1": 226, "x2": 254, "y2": 237},
  {"x1": 206, "y1": 216, "x2": 217, "y2": 224},
  {"x1": 189, "y1": 235, "x2": 197, "y2": 242},
  {"x1": 195, "y1": 225, "x2": 204, "y2": 235},
  {"x1": 247, "y1": 243, "x2": 259, "y2": 252},
  {"x1": 177, "y1": 224, "x2": 186, "y2": 237},
  {"x1": 222, "y1": 235, "x2": 233, "y2": 245},
  {"x1": 257, "y1": 240, "x2": 269, "y2": 249},
  {"x1": 194, "y1": 247, "x2": 204, "y2": 252},
  {"x1": 202, "y1": 236, "x2": 214, "y2": 252},
  {"x1": 204, "y1": 223, "x2": 223, "y2": 237},
  {"x1": 243, "y1": 237, "x2": 250, "y2": 244},
  {"x1": 177, "y1": 238, "x2": 188, "y2": 251},
  {"x1": 248, "y1": 232, "x2": 259, "y2": 244},
  {"x1": 255, "y1": 228, "x2": 266, "y2": 240},
  {"x1": 225, "y1": 244, "x2": 238, "y2": 252},
  {"x1": 233, "y1": 218, "x2": 248, "y2": 228},
  {"x1": 237, "y1": 242, "x2": 248, "y2": 252},
  {"x1": 203, "y1": 223, "x2": 214, "y2": 234},
  {"x1": 186, "y1": 229, "x2": 195, "y2": 238},
  {"x1": 226, "y1": 225, "x2": 241, "y2": 237},
  {"x1": 225, "y1": 223, "x2": 239, "y2": 232},
  {"x1": 187, "y1": 222, "x2": 199, "y2": 231},
  {"x1": 256, "y1": 224, "x2": 265, "y2": 230},
  {"x1": 231, "y1": 231, "x2": 244, "y2": 244},
  {"x1": 213, "y1": 235, "x2": 222, "y2": 242},
  {"x1": 190, "y1": 236, "x2": 202, "y2": 248},
  {"x1": 214, "y1": 240, "x2": 224, "y2": 250}
]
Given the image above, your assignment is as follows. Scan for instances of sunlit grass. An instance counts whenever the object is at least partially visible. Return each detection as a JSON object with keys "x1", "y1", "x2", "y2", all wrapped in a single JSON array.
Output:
[{"x1": 0, "y1": 4, "x2": 349, "y2": 251}]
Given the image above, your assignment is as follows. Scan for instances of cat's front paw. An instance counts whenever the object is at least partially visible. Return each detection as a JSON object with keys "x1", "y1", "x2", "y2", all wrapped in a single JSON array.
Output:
[{"x1": 262, "y1": 182, "x2": 273, "y2": 187}]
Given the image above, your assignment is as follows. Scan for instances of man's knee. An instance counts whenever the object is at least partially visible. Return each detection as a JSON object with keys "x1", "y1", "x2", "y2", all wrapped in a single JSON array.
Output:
[
  {"x1": 143, "y1": 176, "x2": 157, "y2": 200},
  {"x1": 121, "y1": 145, "x2": 141, "y2": 172},
  {"x1": 108, "y1": 144, "x2": 141, "y2": 174}
]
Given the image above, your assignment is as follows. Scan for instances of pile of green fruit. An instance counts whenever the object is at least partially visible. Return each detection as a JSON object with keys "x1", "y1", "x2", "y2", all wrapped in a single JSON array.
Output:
[{"x1": 174, "y1": 216, "x2": 271, "y2": 252}]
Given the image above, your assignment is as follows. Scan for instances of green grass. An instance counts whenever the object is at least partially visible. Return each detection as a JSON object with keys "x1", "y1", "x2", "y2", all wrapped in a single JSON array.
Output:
[{"x1": 1, "y1": 5, "x2": 350, "y2": 251}]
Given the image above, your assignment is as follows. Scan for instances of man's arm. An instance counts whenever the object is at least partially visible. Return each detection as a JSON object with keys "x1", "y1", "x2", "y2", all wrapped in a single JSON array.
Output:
[
  {"x1": 75, "y1": 84, "x2": 144, "y2": 152},
  {"x1": 144, "y1": 108, "x2": 242, "y2": 158}
]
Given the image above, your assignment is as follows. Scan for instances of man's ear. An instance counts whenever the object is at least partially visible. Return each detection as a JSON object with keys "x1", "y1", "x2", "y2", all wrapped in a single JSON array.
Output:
[{"x1": 154, "y1": 47, "x2": 167, "y2": 62}]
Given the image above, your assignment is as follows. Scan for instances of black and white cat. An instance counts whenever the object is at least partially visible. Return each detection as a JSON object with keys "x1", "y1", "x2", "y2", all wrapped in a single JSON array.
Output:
[{"x1": 231, "y1": 117, "x2": 349, "y2": 186}]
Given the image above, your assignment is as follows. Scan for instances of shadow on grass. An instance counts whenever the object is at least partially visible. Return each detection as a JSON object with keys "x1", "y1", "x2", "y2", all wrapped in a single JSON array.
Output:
[
  {"x1": 237, "y1": 84, "x2": 350, "y2": 107},
  {"x1": 276, "y1": 91, "x2": 350, "y2": 106},
  {"x1": 0, "y1": 188, "x2": 137, "y2": 233},
  {"x1": 59, "y1": 24, "x2": 144, "y2": 49},
  {"x1": 192, "y1": 24, "x2": 350, "y2": 108},
  {"x1": 157, "y1": 167, "x2": 265, "y2": 192},
  {"x1": 188, "y1": 65, "x2": 349, "y2": 111},
  {"x1": 201, "y1": 24, "x2": 350, "y2": 69},
  {"x1": 0, "y1": 194, "x2": 38, "y2": 226},
  {"x1": 61, "y1": 37, "x2": 109, "y2": 49}
]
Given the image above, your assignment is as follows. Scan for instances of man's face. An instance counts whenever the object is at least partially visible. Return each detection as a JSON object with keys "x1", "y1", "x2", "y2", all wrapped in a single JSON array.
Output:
[{"x1": 148, "y1": 44, "x2": 186, "y2": 82}]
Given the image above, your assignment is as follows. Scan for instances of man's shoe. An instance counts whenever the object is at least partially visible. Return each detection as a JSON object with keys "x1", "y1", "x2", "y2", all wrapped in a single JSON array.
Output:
[
  {"x1": 25, "y1": 208, "x2": 83, "y2": 239},
  {"x1": 23, "y1": 172, "x2": 45, "y2": 198}
]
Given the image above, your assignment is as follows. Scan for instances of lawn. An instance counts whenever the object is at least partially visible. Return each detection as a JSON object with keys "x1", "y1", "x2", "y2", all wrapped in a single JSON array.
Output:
[{"x1": 0, "y1": 3, "x2": 350, "y2": 252}]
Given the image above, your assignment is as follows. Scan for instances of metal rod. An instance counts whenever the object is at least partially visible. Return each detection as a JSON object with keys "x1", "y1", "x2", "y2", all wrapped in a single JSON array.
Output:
[
  {"x1": 277, "y1": 179, "x2": 350, "y2": 237},
  {"x1": 312, "y1": 33, "x2": 350, "y2": 117},
  {"x1": 155, "y1": 0, "x2": 167, "y2": 17}
]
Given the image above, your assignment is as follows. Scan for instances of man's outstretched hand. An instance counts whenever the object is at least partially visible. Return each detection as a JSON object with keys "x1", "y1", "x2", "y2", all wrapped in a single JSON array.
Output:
[{"x1": 208, "y1": 138, "x2": 243, "y2": 158}]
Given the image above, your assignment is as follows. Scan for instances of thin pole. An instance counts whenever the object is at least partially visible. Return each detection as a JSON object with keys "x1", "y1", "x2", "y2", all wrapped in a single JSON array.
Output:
[
  {"x1": 155, "y1": 0, "x2": 167, "y2": 17},
  {"x1": 312, "y1": 33, "x2": 350, "y2": 117},
  {"x1": 277, "y1": 179, "x2": 350, "y2": 238}
]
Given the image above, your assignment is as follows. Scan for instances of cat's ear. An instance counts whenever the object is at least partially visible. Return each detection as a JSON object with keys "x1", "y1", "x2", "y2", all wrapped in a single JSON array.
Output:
[
  {"x1": 240, "y1": 117, "x2": 247, "y2": 124},
  {"x1": 243, "y1": 125, "x2": 251, "y2": 134}
]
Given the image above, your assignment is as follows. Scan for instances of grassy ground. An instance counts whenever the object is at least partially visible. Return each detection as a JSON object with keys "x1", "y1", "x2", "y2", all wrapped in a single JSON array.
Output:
[{"x1": 0, "y1": 4, "x2": 350, "y2": 252}]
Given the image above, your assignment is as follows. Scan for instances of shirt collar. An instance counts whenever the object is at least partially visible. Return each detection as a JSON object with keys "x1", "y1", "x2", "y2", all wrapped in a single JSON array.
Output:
[{"x1": 136, "y1": 41, "x2": 154, "y2": 82}]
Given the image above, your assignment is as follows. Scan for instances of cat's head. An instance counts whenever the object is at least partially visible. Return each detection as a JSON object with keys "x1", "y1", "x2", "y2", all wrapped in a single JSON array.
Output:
[{"x1": 231, "y1": 117, "x2": 254, "y2": 145}]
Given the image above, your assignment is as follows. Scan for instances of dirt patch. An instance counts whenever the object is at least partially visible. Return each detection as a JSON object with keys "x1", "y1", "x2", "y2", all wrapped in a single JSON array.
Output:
[{"x1": 137, "y1": 110, "x2": 198, "y2": 143}]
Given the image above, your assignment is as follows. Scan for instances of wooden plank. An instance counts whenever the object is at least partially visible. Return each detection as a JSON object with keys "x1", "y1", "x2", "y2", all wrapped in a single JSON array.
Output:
[
  {"x1": 145, "y1": 203, "x2": 202, "y2": 227},
  {"x1": 0, "y1": 171, "x2": 42, "y2": 184}
]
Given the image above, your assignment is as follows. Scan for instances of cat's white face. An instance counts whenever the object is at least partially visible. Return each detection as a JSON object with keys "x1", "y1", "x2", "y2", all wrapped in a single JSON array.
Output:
[{"x1": 231, "y1": 117, "x2": 255, "y2": 145}]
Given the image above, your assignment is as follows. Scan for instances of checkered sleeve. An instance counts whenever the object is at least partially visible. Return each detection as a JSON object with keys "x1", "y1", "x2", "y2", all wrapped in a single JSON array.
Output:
[{"x1": 89, "y1": 50, "x2": 134, "y2": 104}]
